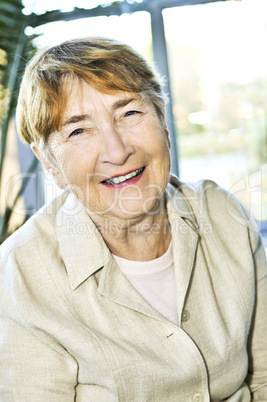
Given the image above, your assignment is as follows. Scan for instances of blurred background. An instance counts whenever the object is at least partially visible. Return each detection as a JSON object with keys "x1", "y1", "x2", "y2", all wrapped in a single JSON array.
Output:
[{"x1": 1, "y1": 0, "x2": 267, "y2": 243}]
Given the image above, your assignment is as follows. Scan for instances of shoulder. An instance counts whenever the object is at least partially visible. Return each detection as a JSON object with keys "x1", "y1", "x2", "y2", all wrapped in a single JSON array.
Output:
[
  {"x1": 168, "y1": 174, "x2": 260, "y2": 249},
  {"x1": 0, "y1": 190, "x2": 69, "y2": 268},
  {"x1": 169, "y1": 174, "x2": 253, "y2": 222},
  {"x1": 0, "y1": 191, "x2": 71, "y2": 324},
  {"x1": 169, "y1": 174, "x2": 239, "y2": 206}
]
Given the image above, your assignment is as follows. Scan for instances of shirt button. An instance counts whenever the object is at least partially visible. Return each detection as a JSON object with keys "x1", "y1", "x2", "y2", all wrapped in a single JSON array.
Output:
[
  {"x1": 181, "y1": 309, "x2": 190, "y2": 322},
  {"x1": 193, "y1": 393, "x2": 203, "y2": 402}
]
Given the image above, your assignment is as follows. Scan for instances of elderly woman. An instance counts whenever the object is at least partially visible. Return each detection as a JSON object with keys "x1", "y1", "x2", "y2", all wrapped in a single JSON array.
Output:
[{"x1": 0, "y1": 38, "x2": 266, "y2": 401}]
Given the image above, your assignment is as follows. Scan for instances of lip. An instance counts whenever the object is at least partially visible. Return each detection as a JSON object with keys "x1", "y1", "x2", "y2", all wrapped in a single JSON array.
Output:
[{"x1": 100, "y1": 166, "x2": 146, "y2": 188}]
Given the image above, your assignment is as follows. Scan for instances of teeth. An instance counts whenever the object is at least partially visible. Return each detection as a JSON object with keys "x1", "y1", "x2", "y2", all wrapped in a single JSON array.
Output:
[{"x1": 104, "y1": 167, "x2": 144, "y2": 185}]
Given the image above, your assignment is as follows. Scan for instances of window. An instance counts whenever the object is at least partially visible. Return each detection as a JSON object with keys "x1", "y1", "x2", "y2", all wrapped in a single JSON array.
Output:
[{"x1": 163, "y1": 0, "x2": 267, "y2": 229}]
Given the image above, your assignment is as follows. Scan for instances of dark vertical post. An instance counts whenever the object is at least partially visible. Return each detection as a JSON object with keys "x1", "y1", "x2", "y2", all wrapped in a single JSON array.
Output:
[{"x1": 150, "y1": 4, "x2": 179, "y2": 176}]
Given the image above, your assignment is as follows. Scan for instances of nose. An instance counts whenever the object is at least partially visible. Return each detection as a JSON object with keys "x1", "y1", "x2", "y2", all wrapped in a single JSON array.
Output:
[{"x1": 99, "y1": 124, "x2": 134, "y2": 165}]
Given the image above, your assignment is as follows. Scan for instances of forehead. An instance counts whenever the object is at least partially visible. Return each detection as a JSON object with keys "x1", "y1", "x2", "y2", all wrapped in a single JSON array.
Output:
[
  {"x1": 58, "y1": 76, "x2": 151, "y2": 130},
  {"x1": 62, "y1": 76, "x2": 142, "y2": 110}
]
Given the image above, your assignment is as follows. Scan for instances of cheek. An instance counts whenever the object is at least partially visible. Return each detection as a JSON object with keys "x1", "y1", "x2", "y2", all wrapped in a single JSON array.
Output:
[
  {"x1": 59, "y1": 146, "x2": 101, "y2": 191},
  {"x1": 150, "y1": 128, "x2": 171, "y2": 181},
  {"x1": 48, "y1": 138, "x2": 68, "y2": 171},
  {"x1": 148, "y1": 125, "x2": 171, "y2": 161},
  {"x1": 158, "y1": 129, "x2": 171, "y2": 163}
]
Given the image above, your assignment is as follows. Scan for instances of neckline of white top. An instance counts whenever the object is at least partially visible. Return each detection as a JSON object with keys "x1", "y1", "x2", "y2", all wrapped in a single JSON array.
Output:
[{"x1": 112, "y1": 240, "x2": 173, "y2": 276}]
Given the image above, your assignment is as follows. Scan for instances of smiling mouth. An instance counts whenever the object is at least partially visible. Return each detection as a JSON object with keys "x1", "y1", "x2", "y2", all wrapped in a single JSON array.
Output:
[{"x1": 101, "y1": 167, "x2": 145, "y2": 185}]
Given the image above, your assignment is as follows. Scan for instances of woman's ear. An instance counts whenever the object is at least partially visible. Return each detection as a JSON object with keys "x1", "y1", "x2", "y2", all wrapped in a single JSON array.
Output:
[
  {"x1": 31, "y1": 144, "x2": 51, "y2": 171},
  {"x1": 30, "y1": 144, "x2": 68, "y2": 190}
]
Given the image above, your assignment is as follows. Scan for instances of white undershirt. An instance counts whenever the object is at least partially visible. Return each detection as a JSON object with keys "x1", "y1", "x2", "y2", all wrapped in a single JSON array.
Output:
[{"x1": 113, "y1": 241, "x2": 179, "y2": 325}]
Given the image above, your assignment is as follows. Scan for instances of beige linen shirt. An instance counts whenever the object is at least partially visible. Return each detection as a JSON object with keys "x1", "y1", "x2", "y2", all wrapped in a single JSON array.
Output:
[{"x1": 0, "y1": 176, "x2": 267, "y2": 401}]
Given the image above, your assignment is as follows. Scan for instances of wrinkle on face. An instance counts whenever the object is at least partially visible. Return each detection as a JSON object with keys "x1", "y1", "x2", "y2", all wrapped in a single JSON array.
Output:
[{"x1": 38, "y1": 77, "x2": 170, "y2": 223}]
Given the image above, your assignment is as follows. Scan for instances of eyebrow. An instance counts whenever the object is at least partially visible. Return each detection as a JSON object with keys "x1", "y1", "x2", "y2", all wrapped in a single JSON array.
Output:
[
  {"x1": 111, "y1": 97, "x2": 136, "y2": 111},
  {"x1": 62, "y1": 114, "x2": 91, "y2": 127},
  {"x1": 61, "y1": 97, "x2": 138, "y2": 128}
]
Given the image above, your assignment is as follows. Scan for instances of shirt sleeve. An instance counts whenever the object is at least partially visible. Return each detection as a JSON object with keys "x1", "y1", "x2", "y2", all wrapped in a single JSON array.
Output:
[
  {"x1": 246, "y1": 231, "x2": 267, "y2": 400},
  {"x1": 0, "y1": 292, "x2": 78, "y2": 401}
]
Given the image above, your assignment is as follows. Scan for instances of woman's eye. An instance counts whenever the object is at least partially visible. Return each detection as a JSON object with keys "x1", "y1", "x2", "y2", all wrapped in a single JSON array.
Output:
[
  {"x1": 124, "y1": 110, "x2": 141, "y2": 117},
  {"x1": 69, "y1": 128, "x2": 84, "y2": 137}
]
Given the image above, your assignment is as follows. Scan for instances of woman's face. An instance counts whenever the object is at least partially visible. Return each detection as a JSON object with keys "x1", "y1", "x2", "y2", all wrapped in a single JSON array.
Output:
[{"x1": 46, "y1": 78, "x2": 170, "y2": 222}]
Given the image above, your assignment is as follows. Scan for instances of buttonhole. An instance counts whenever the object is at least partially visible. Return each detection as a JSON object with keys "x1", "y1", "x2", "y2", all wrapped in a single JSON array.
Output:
[{"x1": 167, "y1": 333, "x2": 173, "y2": 338}]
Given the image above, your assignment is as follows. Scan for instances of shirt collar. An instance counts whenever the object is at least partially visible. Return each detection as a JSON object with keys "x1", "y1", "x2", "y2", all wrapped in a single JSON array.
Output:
[
  {"x1": 166, "y1": 174, "x2": 198, "y2": 229},
  {"x1": 55, "y1": 192, "x2": 110, "y2": 290}
]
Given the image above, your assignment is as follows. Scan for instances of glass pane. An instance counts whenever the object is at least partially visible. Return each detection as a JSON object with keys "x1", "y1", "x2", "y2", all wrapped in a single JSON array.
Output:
[
  {"x1": 163, "y1": 0, "x2": 267, "y2": 229},
  {"x1": 32, "y1": 11, "x2": 152, "y2": 59},
  {"x1": 23, "y1": 0, "x2": 125, "y2": 15}
]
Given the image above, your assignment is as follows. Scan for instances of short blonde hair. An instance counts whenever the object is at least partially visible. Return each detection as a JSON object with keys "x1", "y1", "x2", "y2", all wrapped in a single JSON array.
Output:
[{"x1": 16, "y1": 37, "x2": 167, "y2": 145}]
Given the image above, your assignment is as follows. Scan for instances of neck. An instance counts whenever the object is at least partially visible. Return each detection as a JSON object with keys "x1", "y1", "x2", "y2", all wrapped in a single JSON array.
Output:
[{"x1": 91, "y1": 204, "x2": 171, "y2": 261}]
